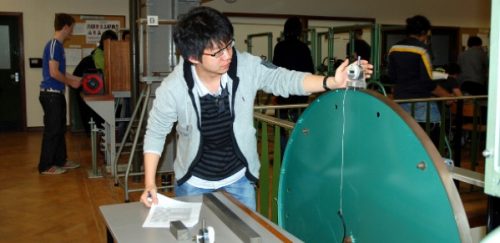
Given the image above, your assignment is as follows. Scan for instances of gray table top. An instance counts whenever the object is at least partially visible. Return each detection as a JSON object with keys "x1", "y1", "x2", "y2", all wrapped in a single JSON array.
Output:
[{"x1": 99, "y1": 192, "x2": 302, "y2": 243}]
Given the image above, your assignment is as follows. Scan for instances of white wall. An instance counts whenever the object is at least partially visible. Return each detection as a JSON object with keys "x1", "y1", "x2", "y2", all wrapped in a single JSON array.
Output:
[
  {"x1": 0, "y1": 0, "x2": 491, "y2": 128},
  {"x1": 205, "y1": 0, "x2": 491, "y2": 28}
]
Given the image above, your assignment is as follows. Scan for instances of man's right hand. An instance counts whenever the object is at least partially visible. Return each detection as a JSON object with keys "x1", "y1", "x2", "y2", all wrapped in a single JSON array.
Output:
[
  {"x1": 140, "y1": 186, "x2": 158, "y2": 208},
  {"x1": 70, "y1": 78, "x2": 81, "y2": 89}
]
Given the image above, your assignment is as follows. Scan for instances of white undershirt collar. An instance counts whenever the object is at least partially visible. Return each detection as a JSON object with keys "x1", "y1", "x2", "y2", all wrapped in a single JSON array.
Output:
[{"x1": 191, "y1": 65, "x2": 228, "y2": 97}]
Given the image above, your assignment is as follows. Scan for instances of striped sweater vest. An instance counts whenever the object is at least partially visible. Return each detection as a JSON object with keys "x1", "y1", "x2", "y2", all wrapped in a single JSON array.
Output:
[{"x1": 190, "y1": 86, "x2": 245, "y2": 180}]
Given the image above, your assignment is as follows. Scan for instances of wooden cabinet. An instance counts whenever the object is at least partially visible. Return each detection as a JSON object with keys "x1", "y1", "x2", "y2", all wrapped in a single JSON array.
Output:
[{"x1": 104, "y1": 39, "x2": 131, "y2": 94}]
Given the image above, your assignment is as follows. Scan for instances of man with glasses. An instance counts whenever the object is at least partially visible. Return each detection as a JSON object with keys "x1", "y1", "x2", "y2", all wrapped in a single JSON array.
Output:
[{"x1": 140, "y1": 6, "x2": 372, "y2": 210}]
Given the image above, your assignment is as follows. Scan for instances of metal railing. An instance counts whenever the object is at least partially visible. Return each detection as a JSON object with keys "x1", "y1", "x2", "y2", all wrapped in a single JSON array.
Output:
[
  {"x1": 253, "y1": 106, "x2": 298, "y2": 222},
  {"x1": 393, "y1": 95, "x2": 487, "y2": 169}
]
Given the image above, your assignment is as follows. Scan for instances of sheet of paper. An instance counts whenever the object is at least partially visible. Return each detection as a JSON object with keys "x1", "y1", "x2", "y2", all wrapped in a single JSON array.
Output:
[{"x1": 142, "y1": 193, "x2": 202, "y2": 228}]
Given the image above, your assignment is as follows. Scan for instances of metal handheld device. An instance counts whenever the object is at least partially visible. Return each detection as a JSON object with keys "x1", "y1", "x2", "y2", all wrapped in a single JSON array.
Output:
[
  {"x1": 196, "y1": 219, "x2": 215, "y2": 243},
  {"x1": 346, "y1": 57, "x2": 366, "y2": 89}
]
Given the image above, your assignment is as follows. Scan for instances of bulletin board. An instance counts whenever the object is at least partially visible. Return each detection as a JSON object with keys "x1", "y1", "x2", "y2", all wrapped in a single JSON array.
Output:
[{"x1": 64, "y1": 14, "x2": 126, "y2": 66}]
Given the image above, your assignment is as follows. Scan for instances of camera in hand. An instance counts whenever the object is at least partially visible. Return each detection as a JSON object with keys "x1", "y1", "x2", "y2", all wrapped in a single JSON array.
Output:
[{"x1": 347, "y1": 57, "x2": 366, "y2": 89}]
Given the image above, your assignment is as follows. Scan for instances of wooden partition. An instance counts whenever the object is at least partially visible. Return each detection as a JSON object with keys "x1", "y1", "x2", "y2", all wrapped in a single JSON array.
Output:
[{"x1": 104, "y1": 39, "x2": 131, "y2": 94}]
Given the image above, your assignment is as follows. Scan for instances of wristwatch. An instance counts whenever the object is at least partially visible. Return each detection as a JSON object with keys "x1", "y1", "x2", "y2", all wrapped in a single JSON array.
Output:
[{"x1": 323, "y1": 76, "x2": 331, "y2": 91}]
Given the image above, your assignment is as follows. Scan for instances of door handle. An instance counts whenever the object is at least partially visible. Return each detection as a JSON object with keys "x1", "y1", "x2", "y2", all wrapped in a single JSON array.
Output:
[{"x1": 10, "y1": 72, "x2": 19, "y2": 82}]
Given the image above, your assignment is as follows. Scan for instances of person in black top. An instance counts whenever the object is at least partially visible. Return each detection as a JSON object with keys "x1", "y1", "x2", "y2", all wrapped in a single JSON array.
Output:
[
  {"x1": 272, "y1": 17, "x2": 315, "y2": 155},
  {"x1": 388, "y1": 15, "x2": 452, "y2": 145},
  {"x1": 72, "y1": 30, "x2": 118, "y2": 135},
  {"x1": 273, "y1": 16, "x2": 315, "y2": 114},
  {"x1": 273, "y1": 16, "x2": 315, "y2": 121},
  {"x1": 346, "y1": 28, "x2": 371, "y2": 62}
]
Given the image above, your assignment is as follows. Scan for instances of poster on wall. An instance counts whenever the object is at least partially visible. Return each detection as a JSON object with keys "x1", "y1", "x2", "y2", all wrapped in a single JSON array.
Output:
[
  {"x1": 63, "y1": 14, "x2": 126, "y2": 65},
  {"x1": 85, "y1": 20, "x2": 120, "y2": 44}
]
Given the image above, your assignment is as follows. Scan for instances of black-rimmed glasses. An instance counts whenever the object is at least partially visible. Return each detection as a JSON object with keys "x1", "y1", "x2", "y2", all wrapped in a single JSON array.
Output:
[{"x1": 203, "y1": 39, "x2": 235, "y2": 58}]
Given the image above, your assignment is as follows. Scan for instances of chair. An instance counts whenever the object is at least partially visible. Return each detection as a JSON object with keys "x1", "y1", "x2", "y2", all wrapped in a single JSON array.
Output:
[{"x1": 450, "y1": 100, "x2": 487, "y2": 171}]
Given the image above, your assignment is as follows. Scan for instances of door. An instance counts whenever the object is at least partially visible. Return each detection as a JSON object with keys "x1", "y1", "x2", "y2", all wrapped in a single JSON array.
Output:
[{"x1": 0, "y1": 13, "x2": 25, "y2": 131}]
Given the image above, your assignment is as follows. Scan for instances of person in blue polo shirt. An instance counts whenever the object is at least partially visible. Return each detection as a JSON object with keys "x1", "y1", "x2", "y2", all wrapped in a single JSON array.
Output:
[{"x1": 39, "y1": 13, "x2": 82, "y2": 175}]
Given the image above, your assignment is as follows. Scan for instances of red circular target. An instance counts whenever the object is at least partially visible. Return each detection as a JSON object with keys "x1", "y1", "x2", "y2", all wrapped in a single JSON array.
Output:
[{"x1": 82, "y1": 74, "x2": 104, "y2": 95}]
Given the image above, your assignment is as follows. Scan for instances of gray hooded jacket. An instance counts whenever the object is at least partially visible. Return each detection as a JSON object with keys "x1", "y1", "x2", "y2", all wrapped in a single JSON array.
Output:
[{"x1": 143, "y1": 50, "x2": 309, "y2": 184}]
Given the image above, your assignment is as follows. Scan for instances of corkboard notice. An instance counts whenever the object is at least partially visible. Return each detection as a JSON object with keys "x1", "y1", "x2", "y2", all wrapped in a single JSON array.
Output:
[{"x1": 64, "y1": 14, "x2": 126, "y2": 66}]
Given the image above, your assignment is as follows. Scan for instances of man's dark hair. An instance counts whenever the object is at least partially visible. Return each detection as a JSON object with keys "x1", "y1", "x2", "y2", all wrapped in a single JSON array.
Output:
[
  {"x1": 98, "y1": 30, "x2": 118, "y2": 50},
  {"x1": 467, "y1": 36, "x2": 482, "y2": 47},
  {"x1": 173, "y1": 6, "x2": 233, "y2": 62},
  {"x1": 405, "y1": 15, "x2": 431, "y2": 36},
  {"x1": 283, "y1": 17, "x2": 302, "y2": 39},
  {"x1": 54, "y1": 13, "x2": 75, "y2": 31}
]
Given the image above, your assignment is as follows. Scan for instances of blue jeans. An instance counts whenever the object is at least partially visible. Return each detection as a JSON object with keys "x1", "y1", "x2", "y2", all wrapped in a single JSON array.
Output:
[
  {"x1": 400, "y1": 102, "x2": 441, "y2": 123},
  {"x1": 175, "y1": 176, "x2": 256, "y2": 211},
  {"x1": 400, "y1": 102, "x2": 442, "y2": 145}
]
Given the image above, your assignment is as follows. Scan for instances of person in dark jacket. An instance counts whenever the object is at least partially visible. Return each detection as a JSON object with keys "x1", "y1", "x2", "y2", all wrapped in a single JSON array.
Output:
[
  {"x1": 346, "y1": 28, "x2": 371, "y2": 62},
  {"x1": 72, "y1": 30, "x2": 118, "y2": 134},
  {"x1": 273, "y1": 16, "x2": 315, "y2": 115},
  {"x1": 272, "y1": 17, "x2": 316, "y2": 156},
  {"x1": 388, "y1": 15, "x2": 453, "y2": 144}
]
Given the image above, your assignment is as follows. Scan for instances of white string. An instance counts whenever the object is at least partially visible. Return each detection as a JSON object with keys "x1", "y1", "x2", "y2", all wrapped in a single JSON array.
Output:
[{"x1": 339, "y1": 88, "x2": 348, "y2": 213}]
